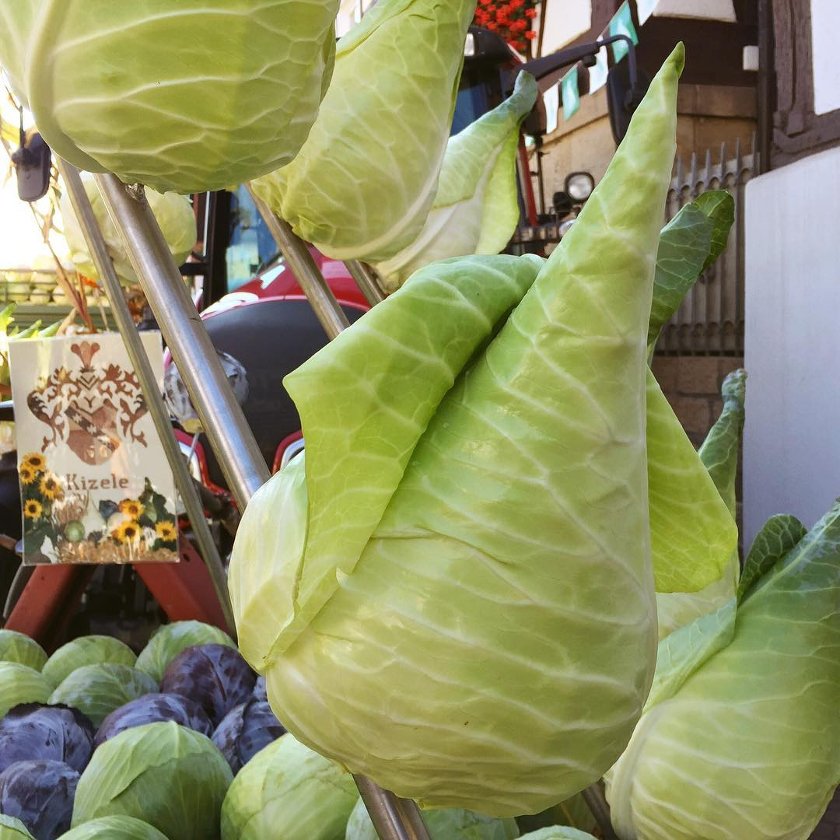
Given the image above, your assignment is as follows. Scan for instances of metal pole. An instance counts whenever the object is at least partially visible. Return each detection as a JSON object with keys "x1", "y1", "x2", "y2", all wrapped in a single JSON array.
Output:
[
  {"x1": 344, "y1": 259, "x2": 386, "y2": 306},
  {"x1": 93, "y1": 174, "x2": 270, "y2": 508},
  {"x1": 245, "y1": 192, "x2": 431, "y2": 840},
  {"x1": 582, "y1": 782, "x2": 619, "y2": 840},
  {"x1": 58, "y1": 161, "x2": 236, "y2": 636},
  {"x1": 245, "y1": 186, "x2": 350, "y2": 339}
]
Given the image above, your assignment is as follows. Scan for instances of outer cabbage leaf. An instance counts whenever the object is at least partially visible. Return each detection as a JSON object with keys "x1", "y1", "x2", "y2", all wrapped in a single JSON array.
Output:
[
  {"x1": 251, "y1": 0, "x2": 476, "y2": 261},
  {"x1": 647, "y1": 191, "x2": 734, "y2": 351},
  {"x1": 0, "y1": 1, "x2": 339, "y2": 193},
  {"x1": 220, "y1": 733, "x2": 357, "y2": 840},
  {"x1": 0, "y1": 663, "x2": 51, "y2": 718},
  {"x1": 606, "y1": 501, "x2": 840, "y2": 840},
  {"x1": 652, "y1": 369, "x2": 742, "y2": 637},
  {"x1": 0, "y1": 815, "x2": 34, "y2": 839},
  {"x1": 232, "y1": 45, "x2": 685, "y2": 815},
  {"x1": 60, "y1": 173, "x2": 196, "y2": 285},
  {"x1": 72, "y1": 721, "x2": 232, "y2": 840},
  {"x1": 373, "y1": 72, "x2": 538, "y2": 290},
  {"x1": 737, "y1": 513, "x2": 806, "y2": 602},
  {"x1": 519, "y1": 830, "x2": 597, "y2": 840},
  {"x1": 57, "y1": 816, "x2": 169, "y2": 839}
]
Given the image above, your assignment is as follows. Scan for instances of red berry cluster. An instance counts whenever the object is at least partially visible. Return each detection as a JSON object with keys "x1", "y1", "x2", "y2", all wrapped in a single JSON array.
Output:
[{"x1": 474, "y1": 0, "x2": 539, "y2": 55}]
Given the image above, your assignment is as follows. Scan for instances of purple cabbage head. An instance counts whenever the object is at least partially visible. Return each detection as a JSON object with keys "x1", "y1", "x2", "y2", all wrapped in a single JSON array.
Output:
[
  {"x1": 0, "y1": 759, "x2": 78, "y2": 839},
  {"x1": 0, "y1": 704, "x2": 94, "y2": 775},
  {"x1": 94, "y1": 693, "x2": 214, "y2": 748},
  {"x1": 160, "y1": 644, "x2": 255, "y2": 726},
  {"x1": 211, "y1": 697, "x2": 286, "y2": 774}
]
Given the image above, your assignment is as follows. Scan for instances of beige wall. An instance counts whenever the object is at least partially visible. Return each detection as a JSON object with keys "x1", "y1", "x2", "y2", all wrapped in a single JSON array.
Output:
[{"x1": 538, "y1": 84, "x2": 757, "y2": 198}]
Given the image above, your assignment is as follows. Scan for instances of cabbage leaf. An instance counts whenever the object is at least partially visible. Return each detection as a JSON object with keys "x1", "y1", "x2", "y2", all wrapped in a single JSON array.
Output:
[
  {"x1": 232, "y1": 45, "x2": 686, "y2": 815},
  {"x1": 373, "y1": 72, "x2": 538, "y2": 290},
  {"x1": 0, "y1": 1, "x2": 339, "y2": 193},
  {"x1": 251, "y1": 0, "x2": 477, "y2": 261},
  {"x1": 606, "y1": 502, "x2": 840, "y2": 840}
]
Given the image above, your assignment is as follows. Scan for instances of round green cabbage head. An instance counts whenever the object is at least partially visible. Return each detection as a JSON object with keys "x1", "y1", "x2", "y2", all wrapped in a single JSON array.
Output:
[
  {"x1": 72, "y1": 721, "x2": 232, "y2": 840},
  {"x1": 220, "y1": 733, "x2": 358, "y2": 840},
  {"x1": 605, "y1": 503, "x2": 840, "y2": 840},
  {"x1": 0, "y1": 1, "x2": 339, "y2": 193},
  {"x1": 230, "y1": 46, "x2": 685, "y2": 816},
  {"x1": 60, "y1": 173, "x2": 196, "y2": 285},
  {"x1": 345, "y1": 798, "x2": 519, "y2": 840},
  {"x1": 135, "y1": 620, "x2": 236, "y2": 683},
  {"x1": 57, "y1": 816, "x2": 169, "y2": 840},
  {"x1": 0, "y1": 662, "x2": 51, "y2": 717},
  {"x1": 48, "y1": 664, "x2": 157, "y2": 728},
  {"x1": 0, "y1": 630, "x2": 47, "y2": 671},
  {"x1": 42, "y1": 634, "x2": 137, "y2": 688}
]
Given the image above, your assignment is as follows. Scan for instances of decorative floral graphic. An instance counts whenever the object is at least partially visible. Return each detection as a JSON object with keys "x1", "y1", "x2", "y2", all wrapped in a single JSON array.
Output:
[
  {"x1": 26, "y1": 341, "x2": 148, "y2": 464},
  {"x1": 474, "y1": 0, "x2": 539, "y2": 56},
  {"x1": 21, "y1": 452, "x2": 178, "y2": 565}
]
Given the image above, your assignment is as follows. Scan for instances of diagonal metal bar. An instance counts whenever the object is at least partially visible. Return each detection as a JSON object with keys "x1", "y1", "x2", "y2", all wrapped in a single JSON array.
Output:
[
  {"x1": 58, "y1": 160, "x2": 236, "y2": 636},
  {"x1": 93, "y1": 173, "x2": 269, "y2": 509},
  {"x1": 344, "y1": 259, "x2": 386, "y2": 306}
]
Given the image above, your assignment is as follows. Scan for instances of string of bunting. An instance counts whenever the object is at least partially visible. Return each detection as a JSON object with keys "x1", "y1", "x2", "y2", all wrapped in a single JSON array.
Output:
[{"x1": 552, "y1": 0, "x2": 655, "y2": 127}]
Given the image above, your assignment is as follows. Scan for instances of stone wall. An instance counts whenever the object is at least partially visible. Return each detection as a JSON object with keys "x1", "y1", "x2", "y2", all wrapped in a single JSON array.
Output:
[{"x1": 650, "y1": 355, "x2": 744, "y2": 446}]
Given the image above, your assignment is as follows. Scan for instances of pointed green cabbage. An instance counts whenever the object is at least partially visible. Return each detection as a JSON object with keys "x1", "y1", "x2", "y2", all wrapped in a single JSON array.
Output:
[
  {"x1": 373, "y1": 72, "x2": 538, "y2": 291},
  {"x1": 605, "y1": 503, "x2": 840, "y2": 840},
  {"x1": 60, "y1": 172, "x2": 196, "y2": 285},
  {"x1": 251, "y1": 0, "x2": 476, "y2": 262},
  {"x1": 231, "y1": 46, "x2": 685, "y2": 815},
  {"x1": 0, "y1": 1, "x2": 339, "y2": 193}
]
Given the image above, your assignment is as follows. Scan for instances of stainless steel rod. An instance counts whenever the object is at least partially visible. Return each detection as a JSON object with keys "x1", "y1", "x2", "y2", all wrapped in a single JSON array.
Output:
[
  {"x1": 250, "y1": 197, "x2": 431, "y2": 840},
  {"x1": 344, "y1": 259, "x2": 386, "y2": 306},
  {"x1": 354, "y1": 775, "x2": 431, "y2": 840},
  {"x1": 59, "y1": 161, "x2": 236, "y2": 635},
  {"x1": 582, "y1": 782, "x2": 619, "y2": 840},
  {"x1": 94, "y1": 174, "x2": 270, "y2": 509},
  {"x1": 245, "y1": 186, "x2": 350, "y2": 339}
]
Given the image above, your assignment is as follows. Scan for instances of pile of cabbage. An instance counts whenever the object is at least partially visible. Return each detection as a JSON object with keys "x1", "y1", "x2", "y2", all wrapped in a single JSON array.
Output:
[{"x1": 0, "y1": 623, "x2": 596, "y2": 840}]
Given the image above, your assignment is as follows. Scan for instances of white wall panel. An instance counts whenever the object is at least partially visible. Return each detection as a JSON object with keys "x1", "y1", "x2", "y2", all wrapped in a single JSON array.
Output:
[
  {"x1": 811, "y1": 0, "x2": 840, "y2": 115},
  {"x1": 743, "y1": 147, "x2": 840, "y2": 545}
]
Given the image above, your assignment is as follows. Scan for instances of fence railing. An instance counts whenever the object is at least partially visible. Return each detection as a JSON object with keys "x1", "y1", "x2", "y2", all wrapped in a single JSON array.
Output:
[{"x1": 655, "y1": 139, "x2": 755, "y2": 357}]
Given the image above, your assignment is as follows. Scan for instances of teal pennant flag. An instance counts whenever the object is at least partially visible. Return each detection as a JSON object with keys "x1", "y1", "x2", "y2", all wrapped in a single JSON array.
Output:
[
  {"x1": 561, "y1": 64, "x2": 580, "y2": 120},
  {"x1": 609, "y1": 1, "x2": 639, "y2": 63}
]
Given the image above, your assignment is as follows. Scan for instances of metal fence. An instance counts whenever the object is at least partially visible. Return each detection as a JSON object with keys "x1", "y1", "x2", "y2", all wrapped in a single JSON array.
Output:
[{"x1": 654, "y1": 139, "x2": 755, "y2": 357}]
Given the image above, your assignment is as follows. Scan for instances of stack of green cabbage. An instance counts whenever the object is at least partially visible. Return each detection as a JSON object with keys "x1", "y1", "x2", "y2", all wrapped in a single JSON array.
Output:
[
  {"x1": 0, "y1": 1, "x2": 341, "y2": 193},
  {"x1": 232, "y1": 44, "x2": 709, "y2": 816}
]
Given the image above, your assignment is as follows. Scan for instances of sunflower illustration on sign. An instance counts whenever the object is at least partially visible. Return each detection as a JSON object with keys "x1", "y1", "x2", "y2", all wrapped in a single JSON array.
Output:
[{"x1": 26, "y1": 340, "x2": 148, "y2": 465}]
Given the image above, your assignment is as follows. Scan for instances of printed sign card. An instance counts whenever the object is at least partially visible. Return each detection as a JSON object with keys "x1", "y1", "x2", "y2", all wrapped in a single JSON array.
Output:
[{"x1": 9, "y1": 332, "x2": 179, "y2": 565}]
